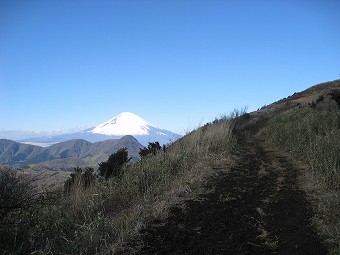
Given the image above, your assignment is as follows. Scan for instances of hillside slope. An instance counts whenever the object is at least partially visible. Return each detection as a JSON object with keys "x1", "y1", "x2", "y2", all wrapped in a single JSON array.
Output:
[
  {"x1": 131, "y1": 80, "x2": 340, "y2": 254},
  {"x1": 1, "y1": 80, "x2": 338, "y2": 254},
  {"x1": 0, "y1": 139, "x2": 45, "y2": 165},
  {"x1": 244, "y1": 79, "x2": 340, "y2": 131},
  {"x1": 136, "y1": 137, "x2": 326, "y2": 254},
  {"x1": 0, "y1": 135, "x2": 144, "y2": 170}
]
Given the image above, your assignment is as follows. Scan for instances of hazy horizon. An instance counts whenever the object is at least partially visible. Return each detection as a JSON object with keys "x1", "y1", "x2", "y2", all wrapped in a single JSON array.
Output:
[{"x1": 1, "y1": 0, "x2": 339, "y2": 138}]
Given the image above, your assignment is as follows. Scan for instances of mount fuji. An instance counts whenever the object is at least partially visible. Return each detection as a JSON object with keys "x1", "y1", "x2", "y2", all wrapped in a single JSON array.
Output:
[{"x1": 20, "y1": 112, "x2": 182, "y2": 147}]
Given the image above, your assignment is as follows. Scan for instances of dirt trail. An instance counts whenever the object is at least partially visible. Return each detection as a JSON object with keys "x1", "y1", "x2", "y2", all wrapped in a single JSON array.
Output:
[{"x1": 135, "y1": 137, "x2": 327, "y2": 255}]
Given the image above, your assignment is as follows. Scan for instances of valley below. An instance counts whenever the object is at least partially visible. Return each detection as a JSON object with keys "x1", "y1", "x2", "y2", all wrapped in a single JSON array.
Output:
[{"x1": 0, "y1": 135, "x2": 144, "y2": 171}]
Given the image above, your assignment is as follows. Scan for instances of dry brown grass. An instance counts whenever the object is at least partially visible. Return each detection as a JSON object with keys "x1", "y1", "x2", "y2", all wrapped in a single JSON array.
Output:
[
  {"x1": 300, "y1": 168, "x2": 340, "y2": 255},
  {"x1": 103, "y1": 119, "x2": 236, "y2": 253},
  {"x1": 20, "y1": 169, "x2": 70, "y2": 190},
  {"x1": 261, "y1": 105, "x2": 340, "y2": 254},
  {"x1": 0, "y1": 117, "x2": 237, "y2": 254},
  {"x1": 246, "y1": 79, "x2": 340, "y2": 130}
]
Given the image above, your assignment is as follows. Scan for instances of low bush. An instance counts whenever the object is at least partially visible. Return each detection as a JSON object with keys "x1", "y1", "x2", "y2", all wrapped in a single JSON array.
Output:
[
  {"x1": 0, "y1": 167, "x2": 59, "y2": 254},
  {"x1": 64, "y1": 166, "x2": 96, "y2": 194},
  {"x1": 139, "y1": 142, "x2": 163, "y2": 159},
  {"x1": 98, "y1": 148, "x2": 131, "y2": 179}
]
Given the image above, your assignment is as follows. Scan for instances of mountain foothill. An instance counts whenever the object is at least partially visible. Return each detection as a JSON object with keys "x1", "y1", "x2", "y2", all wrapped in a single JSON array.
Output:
[{"x1": 0, "y1": 112, "x2": 182, "y2": 171}]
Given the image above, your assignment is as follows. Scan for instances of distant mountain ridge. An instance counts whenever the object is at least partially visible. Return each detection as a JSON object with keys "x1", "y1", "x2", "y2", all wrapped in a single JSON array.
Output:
[
  {"x1": 0, "y1": 135, "x2": 143, "y2": 170},
  {"x1": 19, "y1": 112, "x2": 181, "y2": 146}
]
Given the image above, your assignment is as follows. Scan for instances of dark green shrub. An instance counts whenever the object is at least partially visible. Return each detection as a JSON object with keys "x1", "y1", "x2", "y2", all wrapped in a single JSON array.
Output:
[
  {"x1": 0, "y1": 167, "x2": 56, "y2": 254},
  {"x1": 64, "y1": 167, "x2": 96, "y2": 194},
  {"x1": 99, "y1": 148, "x2": 131, "y2": 179},
  {"x1": 139, "y1": 142, "x2": 163, "y2": 159}
]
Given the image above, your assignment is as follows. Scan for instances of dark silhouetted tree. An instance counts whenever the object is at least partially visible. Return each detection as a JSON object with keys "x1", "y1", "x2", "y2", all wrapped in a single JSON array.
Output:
[
  {"x1": 98, "y1": 148, "x2": 131, "y2": 179},
  {"x1": 64, "y1": 167, "x2": 96, "y2": 194},
  {"x1": 139, "y1": 142, "x2": 163, "y2": 159},
  {"x1": 82, "y1": 167, "x2": 96, "y2": 188}
]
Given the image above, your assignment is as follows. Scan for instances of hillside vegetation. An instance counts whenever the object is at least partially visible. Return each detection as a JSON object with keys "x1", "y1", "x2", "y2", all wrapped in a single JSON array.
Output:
[
  {"x1": 0, "y1": 116, "x2": 236, "y2": 254},
  {"x1": 251, "y1": 79, "x2": 340, "y2": 254},
  {"x1": 261, "y1": 105, "x2": 340, "y2": 254},
  {"x1": 263, "y1": 107, "x2": 340, "y2": 190},
  {"x1": 1, "y1": 80, "x2": 339, "y2": 254}
]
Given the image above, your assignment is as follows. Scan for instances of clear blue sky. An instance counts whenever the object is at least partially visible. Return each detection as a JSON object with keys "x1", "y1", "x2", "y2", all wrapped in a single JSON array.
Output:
[{"x1": 1, "y1": 0, "x2": 339, "y2": 137}]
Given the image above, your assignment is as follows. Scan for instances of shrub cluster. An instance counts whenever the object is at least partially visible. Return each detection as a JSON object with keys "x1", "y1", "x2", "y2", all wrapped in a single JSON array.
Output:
[
  {"x1": 139, "y1": 142, "x2": 164, "y2": 159},
  {"x1": 64, "y1": 166, "x2": 96, "y2": 194},
  {"x1": 0, "y1": 167, "x2": 59, "y2": 254},
  {"x1": 98, "y1": 148, "x2": 131, "y2": 179}
]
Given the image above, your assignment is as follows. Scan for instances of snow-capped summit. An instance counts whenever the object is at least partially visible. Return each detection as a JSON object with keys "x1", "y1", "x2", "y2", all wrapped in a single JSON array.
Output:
[
  {"x1": 89, "y1": 112, "x2": 181, "y2": 145},
  {"x1": 91, "y1": 112, "x2": 155, "y2": 136},
  {"x1": 19, "y1": 112, "x2": 182, "y2": 146}
]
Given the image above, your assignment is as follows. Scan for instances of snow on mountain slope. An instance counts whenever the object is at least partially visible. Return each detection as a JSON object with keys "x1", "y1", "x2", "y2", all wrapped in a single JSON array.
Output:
[
  {"x1": 89, "y1": 112, "x2": 181, "y2": 145},
  {"x1": 91, "y1": 112, "x2": 153, "y2": 136},
  {"x1": 19, "y1": 112, "x2": 182, "y2": 146}
]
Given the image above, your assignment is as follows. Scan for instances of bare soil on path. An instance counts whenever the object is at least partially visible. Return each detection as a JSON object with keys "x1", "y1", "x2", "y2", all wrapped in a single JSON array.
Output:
[{"x1": 134, "y1": 137, "x2": 327, "y2": 254}]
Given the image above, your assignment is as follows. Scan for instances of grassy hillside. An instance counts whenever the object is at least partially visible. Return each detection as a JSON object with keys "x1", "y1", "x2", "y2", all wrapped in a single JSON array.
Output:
[
  {"x1": 0, "y1": 116, "x2": 236, "y2": 254},
  {"x1": 246, "y1": 79, "x2": 340, "y2": 131},
  {"x1": 259, "y1": 80, "x2": 340, "y2": 254},
  {"x1": 1, "y1": 80, "x2": 339, "y2": 254},
  {"x1": 262, "y1": 107, "x2": 340, "y2": 190}
]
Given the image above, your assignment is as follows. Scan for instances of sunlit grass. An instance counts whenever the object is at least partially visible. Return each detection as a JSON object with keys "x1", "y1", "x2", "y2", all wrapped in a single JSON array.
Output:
[
  {"x1": 262, "y1": 106, "x2": 340, "y2": 254},
  {"x1": 1, "y1": 116, "x2": 236, "y2": 254}
]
